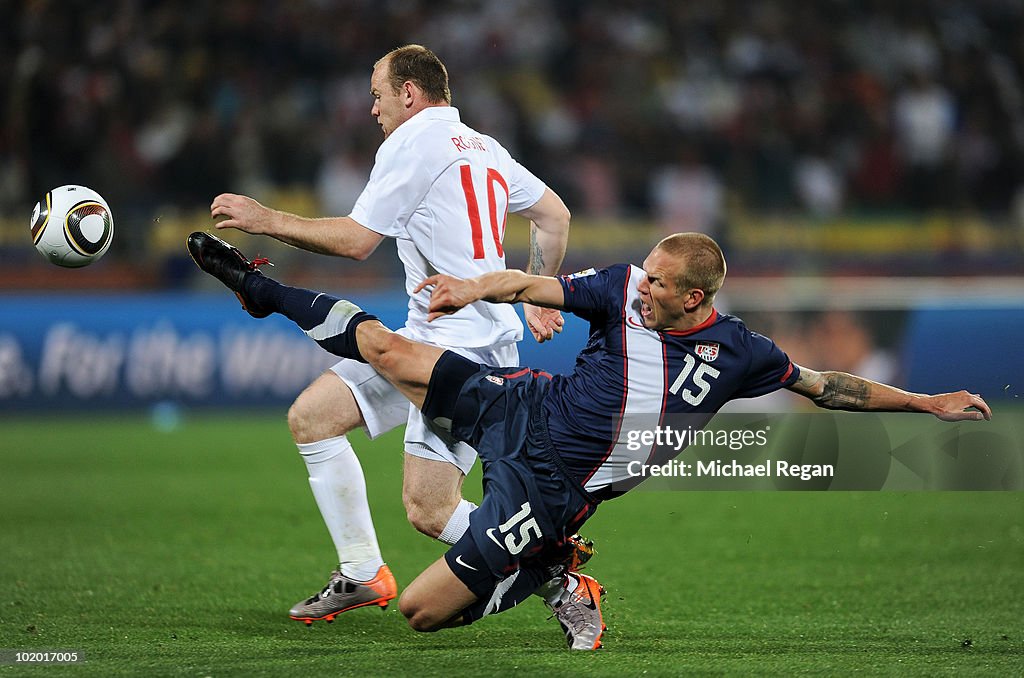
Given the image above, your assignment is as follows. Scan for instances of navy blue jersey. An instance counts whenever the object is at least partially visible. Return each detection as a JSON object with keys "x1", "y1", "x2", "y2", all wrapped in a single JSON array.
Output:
[{"x1": 544, "y1": 264, "x2": 799, "y2": 495}]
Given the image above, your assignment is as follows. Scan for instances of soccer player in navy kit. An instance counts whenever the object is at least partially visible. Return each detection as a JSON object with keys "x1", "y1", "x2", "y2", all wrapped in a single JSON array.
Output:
[{"x1": 187, "y1": 230, "x2": 991, "y2": 650}]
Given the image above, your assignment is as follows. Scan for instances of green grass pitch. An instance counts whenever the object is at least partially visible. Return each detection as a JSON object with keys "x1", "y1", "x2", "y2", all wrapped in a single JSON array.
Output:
[{"x1": 0, "y1": 413, "x2": 1020, "y2": 676}]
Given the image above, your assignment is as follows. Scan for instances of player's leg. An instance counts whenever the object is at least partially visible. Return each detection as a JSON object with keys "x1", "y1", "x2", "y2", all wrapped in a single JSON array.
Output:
[
  {"x1": 401, "y1": 342, "x2": 515, "y2": 542},
  {"x1": 399, "y1": 519, "x2": 605, "y2": 649},
  {"x1": 300, "y1": 317, "x2": 605, "y2": 645},
  {"x1": 400, "y1": 552, "x2": 601, "y2": 641},
  {"x1": 399, "y1": 404, "x2": 480, "y2": 542},
  {"x1": 398, "y1": 533, "x2": 553, "y2": 632},
  {"x1": 402, "y1": 454, "x2": 468, "y2": 540},
  {"x1": 186, "y1": 231, "x2": 427, "y2": 621},
  {"x1": 398, "y1": 419, "x2": 547, "y2": 631},
  {"x1": 290, "y1": 372, "x2": 383, "y2": 579},
  {"x1": 285, "y1": 368, "x2": 402, "y2": 624},
  {"x1": 399, "y1": 339, "x2": 522, "y2": 542},
  {"x1": 188, "y1": 230, "x2": 482, "y2": 547},
  {"x1": 288, "y1": 371, "x2": 363, "y2": 443},
  {"x1": 247, "y1": 275, "x2": 441, "y2": 409},
  {"x1": 398, "y1": 556, "x2": 477, "y2": 631},
  {"x1": 187, "y1": 229, "x2": 442, "y2": 405}
]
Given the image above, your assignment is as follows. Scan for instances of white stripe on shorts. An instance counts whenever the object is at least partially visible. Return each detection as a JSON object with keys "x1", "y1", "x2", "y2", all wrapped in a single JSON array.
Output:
[{"x1": 482, "y1": 570, "x2": 521, "y2": 617}]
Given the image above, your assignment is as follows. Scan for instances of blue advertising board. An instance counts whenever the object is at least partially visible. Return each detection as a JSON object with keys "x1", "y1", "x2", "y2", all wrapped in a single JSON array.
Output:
[
  {"x1": 1, "y1": 294, "x2": 1018, "y2": 412},
  {"x1": 0, "y1": 293, "x2": 590, "y2": 412},
  {"x1": 901, "y1": 306, "x2": 1024, "y2": 401}
]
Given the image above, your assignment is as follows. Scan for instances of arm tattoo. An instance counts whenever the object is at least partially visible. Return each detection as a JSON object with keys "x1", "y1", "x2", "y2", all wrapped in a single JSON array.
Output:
[
  {"x1": 527, "y1": 227, "x2": 544, "y2": 275},
  {"x1": 813, "y1": 372, "x2": 871, "y2": 410}
]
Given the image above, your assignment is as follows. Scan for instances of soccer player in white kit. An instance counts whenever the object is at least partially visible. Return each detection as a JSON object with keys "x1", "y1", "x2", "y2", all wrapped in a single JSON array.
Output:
[{"x1": 208, "y1": 44, "x2": 573, "y2": 622}]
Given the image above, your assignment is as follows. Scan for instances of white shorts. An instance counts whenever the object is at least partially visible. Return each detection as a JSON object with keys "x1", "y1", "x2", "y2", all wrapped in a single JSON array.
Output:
[{"x1": 331, "y1": 331, "x2": 519, "y2": 475}]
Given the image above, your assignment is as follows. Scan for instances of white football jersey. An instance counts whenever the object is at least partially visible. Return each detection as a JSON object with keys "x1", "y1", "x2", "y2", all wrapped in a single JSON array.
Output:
[{"x1": 349, "y1": 107, "x2": 547, "y2": 348}]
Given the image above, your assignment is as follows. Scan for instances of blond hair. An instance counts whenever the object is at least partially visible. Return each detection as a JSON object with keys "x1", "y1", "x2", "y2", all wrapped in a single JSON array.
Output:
[{"x1": 655, "y1": 233, "x2": 727, "y2": 305}]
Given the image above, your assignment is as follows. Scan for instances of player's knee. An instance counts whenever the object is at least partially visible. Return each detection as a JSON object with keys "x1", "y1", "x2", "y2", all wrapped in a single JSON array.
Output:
[
  {"x1": 286, "y1": 399, "x2": 304, "y2": 439},
  {"x1": 370, "y1": 332, "x2": 412, "y2": 375},
  {"x1": 403, "y1": 495, "x2": 446, "y2": 539},
  {"x1": 403, "y1": 457, "x2": 464, "y2": 539},
  {"x1": 398, "y1": 590, "x2": 441, "y2": 632},
  {"x1": 287, "y1": 391, "x2": 356, "y2": 444},
  {"x1": 287, "y1": 397, "x2": 319, "y2": 444}
]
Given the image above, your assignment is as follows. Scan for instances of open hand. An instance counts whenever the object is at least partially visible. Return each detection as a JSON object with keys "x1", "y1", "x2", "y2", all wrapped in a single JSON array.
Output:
[
  {"x1": 928, "y1": 390, "x2": 992, "y2": 421},
  {"x1": 524, "y1": 304, "x2": 564, "y2": 343},
  {"x1": 211, "y1": 193, "x2": 277, "y2": 234}
]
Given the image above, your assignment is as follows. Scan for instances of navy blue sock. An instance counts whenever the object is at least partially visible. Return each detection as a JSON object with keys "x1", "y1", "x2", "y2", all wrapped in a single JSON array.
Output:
[{"x1": 244, "y1": 274, "x2": 377, "y2": 362}]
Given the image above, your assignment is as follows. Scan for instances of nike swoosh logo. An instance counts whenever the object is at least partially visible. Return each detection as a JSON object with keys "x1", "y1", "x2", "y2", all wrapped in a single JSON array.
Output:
[
  {"x1": 570, "y1": 577, "x2": 600, "y2": 610},
  {"x1": 311, "y1": 293, "x2": 325, "y2": 307},
  {"x1": 454, "y1": 555, "x2": 478, "y2": 571},
  {"x1": 485, "y1": 528, "x2": 506, "y2": 550},
  {"x1": 626, "y1": 316, "x2": 648, "y2": 329}
]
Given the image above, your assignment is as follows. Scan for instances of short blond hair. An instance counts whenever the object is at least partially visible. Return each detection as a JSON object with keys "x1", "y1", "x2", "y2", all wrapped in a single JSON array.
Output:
[{"x1": 655, "y1": 233, "x2": 727, "y2": 305}]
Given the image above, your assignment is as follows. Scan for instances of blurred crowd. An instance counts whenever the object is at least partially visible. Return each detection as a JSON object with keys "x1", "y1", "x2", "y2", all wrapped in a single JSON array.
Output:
[{"x1": 3, "y1": 0, "x2": 1024, "y2": 259}]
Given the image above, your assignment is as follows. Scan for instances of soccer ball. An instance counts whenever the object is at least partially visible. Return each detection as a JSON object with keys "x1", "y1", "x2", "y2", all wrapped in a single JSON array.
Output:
[{"x1": 30, "y1": 185, "x2": 114, "y2": 268}]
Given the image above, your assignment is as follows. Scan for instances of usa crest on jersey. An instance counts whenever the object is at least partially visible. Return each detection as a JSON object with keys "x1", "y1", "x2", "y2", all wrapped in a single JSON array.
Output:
[{"x1": 696, "y1": 342, "x2": 720, "y2": 362}]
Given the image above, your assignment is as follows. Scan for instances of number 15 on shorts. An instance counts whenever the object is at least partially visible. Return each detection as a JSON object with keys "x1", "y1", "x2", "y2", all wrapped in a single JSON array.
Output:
[{"x1": 488, "y1": 502, "x2": 542, "y2": 555}]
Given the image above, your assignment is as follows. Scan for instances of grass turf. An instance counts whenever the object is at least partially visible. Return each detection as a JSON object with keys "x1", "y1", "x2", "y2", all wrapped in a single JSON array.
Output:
[{"x1": 0, "y1": 413, "x2": 1020, "y2": 676}]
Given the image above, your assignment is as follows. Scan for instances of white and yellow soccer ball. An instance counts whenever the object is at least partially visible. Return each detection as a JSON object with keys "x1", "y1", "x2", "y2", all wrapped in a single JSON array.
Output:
[{"x1": 30, "y1": 185, "x2": 114, "y2": 268}]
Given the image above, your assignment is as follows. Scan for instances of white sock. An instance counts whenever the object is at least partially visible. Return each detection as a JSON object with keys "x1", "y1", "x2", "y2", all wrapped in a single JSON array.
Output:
[
  {"x1": 298, "y1": 435, "x2": 384, "y2": 582},
  {"x1": 535, "y1": 576, "x2": 564, "y2": 606},
  {"x1": 437, "y1": 498, "x2": 476, "y2": 545},
  {"x1": 538, "y1": 571, "x2": 581, "y2": 606}
]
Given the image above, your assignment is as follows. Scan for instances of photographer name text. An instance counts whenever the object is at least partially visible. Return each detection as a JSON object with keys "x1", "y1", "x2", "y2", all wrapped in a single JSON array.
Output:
[{"x1": 627, "y1": 458, "x2": 834, "y2": 480}]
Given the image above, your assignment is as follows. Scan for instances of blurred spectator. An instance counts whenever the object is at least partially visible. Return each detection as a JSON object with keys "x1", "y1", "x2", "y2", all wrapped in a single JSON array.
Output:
[
  {"x1": 892, "y1": 70, "x2": 957, "y2": 210},
  {"x1": 793, "y1": 143, "x2": 844, "y2": 218},
  {"x1": 650, "y1": 147, "x2": 724, "y2": 235},
  {"x1": 2, "y1": 0, "x2": 1024, "y2": 276},
  {"x1": 850, "y1": 115, "x2": 903, "y2": 208},
  {"x1": 809, "y1": 310, "x2": 898, "y2": 385},
  {"x1": 315, "y1": 145, "x2": 371, "y2": 218},
  {"x1": 720, "y1": 308, "x2": 899, "y2": 413}
]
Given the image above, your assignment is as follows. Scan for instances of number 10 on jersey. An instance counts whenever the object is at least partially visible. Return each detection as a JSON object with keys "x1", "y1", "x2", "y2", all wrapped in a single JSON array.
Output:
[{"x1": 459, "y1": 165, "x2": 509, "y2": 260}]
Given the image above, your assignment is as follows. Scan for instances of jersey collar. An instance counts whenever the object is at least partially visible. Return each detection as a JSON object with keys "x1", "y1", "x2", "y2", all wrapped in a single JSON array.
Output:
[
  {"x1": 384, "y1": 106, "x2": 461, "y2": 147},
  {"x1": 410, "y1": 106, "x2": 460, "y2": 123},
  {"x1": 662, "y1": 308, "x2": 719, "y2": 336}
]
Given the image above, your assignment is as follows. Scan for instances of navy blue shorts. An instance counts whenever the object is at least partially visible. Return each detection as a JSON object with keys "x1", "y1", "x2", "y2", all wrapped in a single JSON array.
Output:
[{"x1": 432, "y1": 358, "x2": 597, "y2": 597}]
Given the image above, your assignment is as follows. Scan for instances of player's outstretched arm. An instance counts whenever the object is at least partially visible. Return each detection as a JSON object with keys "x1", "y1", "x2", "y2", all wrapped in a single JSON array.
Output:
[
  {"x1": 788, "y1": 366, "x2": 992, "y2": 421},
  {"x1": 516, "y1": 188, "x2": 571, "y2": 343},
  {"x1": 210, "y1": 193, "x2": 384, "y2": 260},
  {"x1": 417, "y1": 270, "x2": 565, "y2": 322}
]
